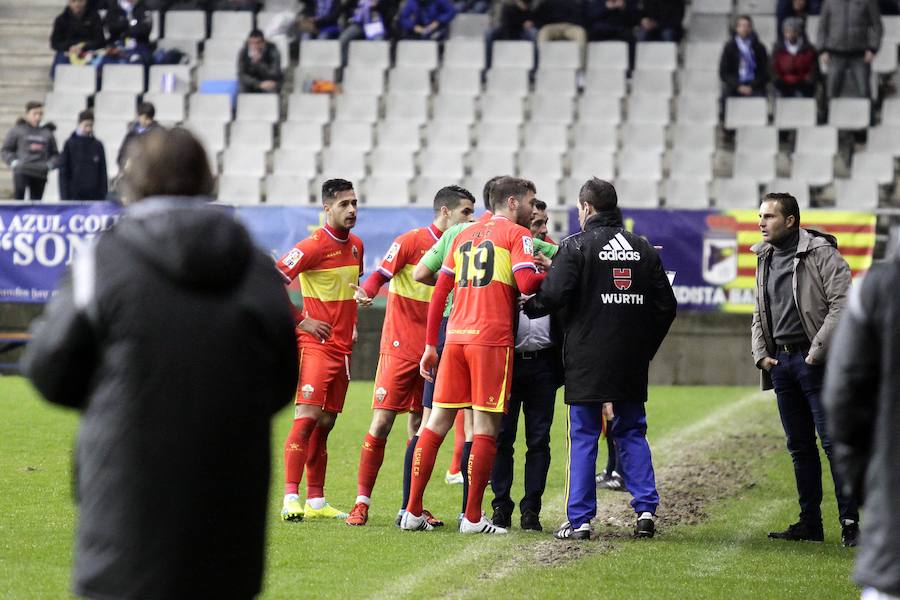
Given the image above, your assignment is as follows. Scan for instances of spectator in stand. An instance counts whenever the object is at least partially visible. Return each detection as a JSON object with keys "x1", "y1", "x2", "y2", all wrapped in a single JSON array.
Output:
[
  {"x1": 102, "y1": 0, "x2": 154, "y2": 66},
  {"x1": 339, "y1": 0, "x2": 397, "y2": 63},
  {"x1": 2, "y1": 101, "x2": 59, "y2": 201},
  {"x1": 50, "y1": 0, "x2": 106, "y2": 75},
  {"x1": 485, "y1": 1, "x2": 537, "y2": 68},
  {"x1": 777, "y1": 0, "x2": 821, "y2": 40},
  {"x1": 118, "y1": 102, "x2": 162, "y2": 170},
  {"x1": 817, "y1": 0, "x2": 882, "y2": 98},
  {"x1": 720, "y1": 15, "x2": 770, "y2": 99},
  {"x1": 533, "y1": 0, "x2": 588, "y2": 47},
  {"x1": 238, "y1": 29, "x2": 283, "y2": 94},
  {"x1": 212, "y1": 0, "x2": 261, "y2": 9},
  {"x1": 398, "y1": 0, "x2": 457, "y2": 41},
  {"x1": 772, "y1": 18, "x2": 819, "y2": 97},
  {"x1": 58, "y1": 110, "x2": 108, "y2": 201},
  {"x1": 298, "y1": 0, "x2": 343, "y2": 39},
  {"x1": 588, "y1": 0, "x2": 639, "y2": 43},
  {"x1": 635, "y1": 0, "x2": 684, "y2": 42}
]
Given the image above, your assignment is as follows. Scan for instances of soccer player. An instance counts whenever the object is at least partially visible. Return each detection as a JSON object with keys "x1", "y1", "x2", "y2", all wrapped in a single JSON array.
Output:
[
  {"x1": 345, "y1": 185, "x2": 476, "y2": 526},
  {"x1": 401, "y1": 176, "x2": 545, "y2": 534},
  {"x1": 278, "y1": 179, "x2": 363, "y2": 522}
]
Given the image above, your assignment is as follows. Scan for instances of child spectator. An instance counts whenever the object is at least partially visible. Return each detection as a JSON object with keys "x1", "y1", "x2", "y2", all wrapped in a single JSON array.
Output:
[
  {"x1": 118, "y1": 102, "x2": 163, "y2": 170},
  {"x1": 59, "y1": 110, "x2": 108, "y2": 201},
  {"x1": 1, "y1": 101, "x2": 59, "y2": 201},
  {"x1": 772, "y1": 17, "x2": 819, "y2": 97}
]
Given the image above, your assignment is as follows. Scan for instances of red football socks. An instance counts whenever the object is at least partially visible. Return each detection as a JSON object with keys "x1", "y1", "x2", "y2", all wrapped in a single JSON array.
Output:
[
  {"x1": 465, "y1": 434, "x2": 497, "y2": 524},
  {"x1": 357, "y1": 433, "x2": 387, "y2": 498},
  {"x1": 448, "y1": 411, "x2": 466, "y2": 475},
  {"x1": 284, "y1": 417, "x2": 316, "y2": 495},
  {"x1": 405, "y1": 427, "x2": 444, "y2": 516},
  {"x1": 305, "y1": 425, "x2": 330, "y2": 499}
]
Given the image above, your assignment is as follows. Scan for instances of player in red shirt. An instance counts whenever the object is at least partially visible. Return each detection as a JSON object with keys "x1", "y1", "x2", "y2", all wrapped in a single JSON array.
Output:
[
  {"x1": 344, "y1": 185, "x2": 476, "y2": 526},
  {"x1": 277, "y1": 179, "x2": 364, "y2": 522},
  {"x1": 401, "y1": 176, "x2": 545, "y2": 534}
]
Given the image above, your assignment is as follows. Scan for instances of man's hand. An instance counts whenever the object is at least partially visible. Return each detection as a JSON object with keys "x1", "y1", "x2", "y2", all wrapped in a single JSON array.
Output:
[
  {"x1": 259, "y1": 80, "x2": 277, "y2": 91},
  {"x1": 805, "y1": 354, "x2": 818, "y2": 366},
  {"x1": 602, "y1": 402, "x2": 615, "y2": 421},
  {"x1": 757, "y1": 356, "x2": 778, "y2": 371},
  {"x1": 738, "y1": 84, "x2": 753, "y2": 96},
  {"x1": 864, "y1": 49, "x2": 875, "y2": 63},
  {"x1": 820, "y1": 51, "x2": 830, "y2": 66},
  {"x1": 349, "y1": 283, "x2": 373, "y2": 307},
  {"x1": 414, "y1": 24, "x2": 426, "y2": 34},
  {"x1": 534, "y1": 252, "x2": 552, "y2": 271},
  {"x1": 641, "y1": 17, "x2": 657, "y2": 30},
  {"x1": 298, "y1": 317, "x2": 332, "y2": 342},
  {"x1": 419, "y1": 345, "x2": 438, "y2": 382}
]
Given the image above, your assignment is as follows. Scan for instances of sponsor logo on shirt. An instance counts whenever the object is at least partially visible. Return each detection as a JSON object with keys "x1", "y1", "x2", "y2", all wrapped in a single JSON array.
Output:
[
  {"x1": 598, "y1": 233, "x2": 641, "y2": 261},
  {"x1": 523, "y1": 237, "x2": 533, "y2": 256},
  {"x1": 384, "y1": 242, "x2": 401, "y2": 263},
  {"x1": 283, "y1": 248, "x2": 304, "y2": 268},
  {"x1": 600, "y1": 293, "x2": 644, "y2": 305},
  {"x1": 375, "y1": 387, "x2": 387, "y2": 403},
  {"x1": 301, "y1": 384, "x2": 315, "y2": 399},
  {"x1": 613, "y1": 268, "x2": 632, "y2": 291}
]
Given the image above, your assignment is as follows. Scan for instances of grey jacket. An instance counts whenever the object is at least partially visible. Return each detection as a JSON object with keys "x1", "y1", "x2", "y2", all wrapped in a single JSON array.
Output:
[
  {"x1": 751, "y1": 227, "x2": 851, "y2": 390},
  {"x1": 823, "y1": 249, "x2": 900, "y2": 596},
  {"x1": 22, "y1": 197, "x2": 298, "y2": 600},
  {"x1": 817, "y1": 0, "x2": 882, "y2": 54},
  {"x1": 1, "y1": 119, "x2": 59, "y2": 178}
]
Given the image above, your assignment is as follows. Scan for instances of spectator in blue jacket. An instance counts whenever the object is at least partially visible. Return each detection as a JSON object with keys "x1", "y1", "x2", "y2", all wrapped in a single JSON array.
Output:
[
  {"x1": 399, "y1": 0, "x2": 457, "y2": 40},
  {"x1": 59, "y1": 110, "x2": 108, "y2": 201}
]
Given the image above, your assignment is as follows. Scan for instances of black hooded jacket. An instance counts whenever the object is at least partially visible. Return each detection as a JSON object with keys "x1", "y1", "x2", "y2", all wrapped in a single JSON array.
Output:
[
  {"x1": 50, "y1": 5, "x2": 106, "y2": 53},
  {"x1": 524, "y1": 209, "x2": 677, "y2": 404},
  {"x1": 23, "y1": 197, "x2": 298, "y2": 600},
  {"x1": 59, "y1": 131, "x2": 108, "y2": 200}
]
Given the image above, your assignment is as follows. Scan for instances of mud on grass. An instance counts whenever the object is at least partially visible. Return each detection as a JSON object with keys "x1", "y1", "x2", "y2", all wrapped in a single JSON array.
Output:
[{"x1": 483, "y1": 430, "x2": 784, "y2": 576}]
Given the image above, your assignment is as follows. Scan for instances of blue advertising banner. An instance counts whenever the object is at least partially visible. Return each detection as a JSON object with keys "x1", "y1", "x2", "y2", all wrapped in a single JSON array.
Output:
[{"x1": 0, "y1": 202, "x2": 120, "y2": 303}]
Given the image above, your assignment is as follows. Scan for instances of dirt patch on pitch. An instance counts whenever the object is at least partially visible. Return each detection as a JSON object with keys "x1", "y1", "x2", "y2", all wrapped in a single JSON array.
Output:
[{"x1": 475, "y1": 430, "x2": 783, "y2": 580}]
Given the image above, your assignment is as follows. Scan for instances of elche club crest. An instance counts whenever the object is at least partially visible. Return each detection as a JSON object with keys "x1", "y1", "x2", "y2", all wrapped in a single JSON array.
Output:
[
  {"x1": 375, "y1": 387, "x2": 387, "y2": 403},
  {"x1": 301, "y1": 384, "x2": 315, "y2": 399}
]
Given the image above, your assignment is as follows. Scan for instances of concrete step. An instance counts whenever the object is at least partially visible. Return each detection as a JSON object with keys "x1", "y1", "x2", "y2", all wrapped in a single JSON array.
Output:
[
  {"x1": 0, "y1": 65, "x2": 50, "y2": 86},
  {"x1": 0, "y1": 84, "x2": 52, "y2": 107},
  {"x1": 0, "y1": 52, "x2": 53, "y2": 70}
]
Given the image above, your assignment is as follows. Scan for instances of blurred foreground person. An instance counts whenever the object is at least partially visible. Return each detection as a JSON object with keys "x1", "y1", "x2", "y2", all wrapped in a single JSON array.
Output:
[
  {"x1": 752, "y1": 193, "x2": 859, "y2": 546},
  {"x1": 22, "y1": 128, "x2": 298, "y2": 600},
  {"x1": 824, "y1": 250, "x2": 900, "y2": 598}
]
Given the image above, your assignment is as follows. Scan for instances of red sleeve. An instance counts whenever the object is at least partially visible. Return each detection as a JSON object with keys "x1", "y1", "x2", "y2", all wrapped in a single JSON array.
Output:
[
  {"x1": 514, "y1": 268, "x2": 545, "y2": 295},
  {"x1": 426, "y1": 271, "x2": 454, "y2": 346},
  {"x1": 361, "y1": 270, "x2": 389, "y2": 299},
  {"x1": 510, "y1": 226, "x2": 537, "y2": 275},
  {"x1": 276, "y1": 237, "x2": 320, "y2": 283}
]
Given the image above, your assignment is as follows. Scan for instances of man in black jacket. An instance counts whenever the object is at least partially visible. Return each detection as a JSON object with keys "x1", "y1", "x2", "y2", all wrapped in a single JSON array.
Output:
[
  {"x1": 102, "y1": 0, "x2": 154, "y2": 65},
  {"x1": 50, "y1": 0, "x2": 106, "y2": 75},
  {"x1": 23, "y1": 127, "x2": 298, "y2": 600},
  {"x1": 719, "y1": 15, "x2": 770, "y2": 99},
  {"x1": 824, "y1": 244, "x2": 900, "y2": 597},
  {"x1": 59, "y1": 110, "x2": 108, "y2": 200},
  {"x1": 238, "y1": 29, "x2": 283, "y2": 93},
  {"x1": 524, "y1": 178, "x2": 676, "y2": 540}
]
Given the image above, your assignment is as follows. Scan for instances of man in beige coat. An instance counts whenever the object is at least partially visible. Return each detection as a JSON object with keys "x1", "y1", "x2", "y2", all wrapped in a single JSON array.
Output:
[{"x1": 751, "y1": 192, "x2": 859, "y2": 547}]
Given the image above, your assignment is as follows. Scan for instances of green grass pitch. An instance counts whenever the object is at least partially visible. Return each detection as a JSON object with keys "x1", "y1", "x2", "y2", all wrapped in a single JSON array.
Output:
[{"x1": 0, "y1": 378, "x2": 857, "y2": 599}]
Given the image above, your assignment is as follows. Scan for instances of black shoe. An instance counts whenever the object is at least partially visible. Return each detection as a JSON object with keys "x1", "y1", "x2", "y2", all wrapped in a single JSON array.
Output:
[
  {"x1": 768, "y1": 520, "x2": 824, "y2": 542},
  {"x1": 520, "y1": 509, "x2": 543, "y2": 532},
  {"x1": 635, "y1": 512, "x2": 656, "y2": 538},
  {"x1": 841, "y1": 520, "x2": 859, "y2": 547},
  {"x1": 491, "y1": 506, "x2": 512, "y2": 529}
]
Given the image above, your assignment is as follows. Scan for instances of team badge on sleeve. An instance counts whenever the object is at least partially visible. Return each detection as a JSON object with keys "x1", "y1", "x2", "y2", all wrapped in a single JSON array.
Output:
[
  {"x1": 384, "y1": 242, "x2": 401, "y2": 263},
  {"x1": 523, "y1": 237, "x2": 534, "y2": 256},
  {"x1": 301, "y1": 384, "x2": 315, "y2": 399},
  {"x1": 282, "y1": 248, "x2": 304, "y2": 269},
  {"x1": 352, "y1": 245, "x2": 359, "y2": 259}
]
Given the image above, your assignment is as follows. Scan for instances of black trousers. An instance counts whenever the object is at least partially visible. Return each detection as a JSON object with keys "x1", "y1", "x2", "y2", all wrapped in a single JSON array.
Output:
[
  {"x1": 490, "y1": 350, "x2": 558, "y2": 516},
  {"x1": 13, "y1": 173, "x2": 46, "y2": 200}
]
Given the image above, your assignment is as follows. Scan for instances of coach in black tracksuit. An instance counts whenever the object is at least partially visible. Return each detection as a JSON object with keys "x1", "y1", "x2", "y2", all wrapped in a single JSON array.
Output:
[{"x1": 524, "y1": 178, "x2": 676, "y2": 540}]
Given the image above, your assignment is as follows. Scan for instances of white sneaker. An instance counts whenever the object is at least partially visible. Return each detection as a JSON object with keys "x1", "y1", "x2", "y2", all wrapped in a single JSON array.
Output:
[
  {"x1": 400, "y1": 511, "x2": 435, "y2": 531},
  {"x1": 555, "y1": 520, "x2": 592, "y2": 540},
  {"x1": 445, "y1": 470, "x2": 464, "y2": 485},
  {"x1": 459, "y1": 516, "x2": 508, "y2": 535}
]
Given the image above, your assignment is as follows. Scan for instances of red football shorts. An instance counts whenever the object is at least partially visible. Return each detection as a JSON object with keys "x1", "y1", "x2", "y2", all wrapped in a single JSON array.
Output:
[
  {"x1": 433, "y1": 343, "x2": 513, "y2": 413},
  {"x1": 371, "y1": 353, "x2": 424, "y2": 413},
  {"x1": 295, "y1": 347, "x2": 351, "y2": 414}
]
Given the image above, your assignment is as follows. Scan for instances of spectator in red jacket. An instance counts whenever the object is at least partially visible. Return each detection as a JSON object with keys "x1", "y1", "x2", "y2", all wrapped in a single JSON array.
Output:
[{"x1": 772, "y1": 17, "x2": 819, "y2": 97}]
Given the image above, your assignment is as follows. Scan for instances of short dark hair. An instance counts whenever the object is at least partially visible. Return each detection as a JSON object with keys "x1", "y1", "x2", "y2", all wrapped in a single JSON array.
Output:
[
  {"x1": 78, "y1": 109, "x2": 94, "y2": 123},
  {"x1": 533, "y1": 199, "x2": 547, "y2": 212},
  {"x1": 433, "y1": 185, "x2": 475, "y2": 213},
  {"x1": 137, "y1": 102, "x2": 155, "y2": 119},
  {"x1": 763, "y1": 192, "x2": 801, "y2": 227},
  {"x1": 124, "y1": 127, "x2": 214, "y2": 202},
  {"x1": 579, "y1": 178, "x2": 617, "y2": 212},
  {"x1": 248, "y1": 28, "x2": 264, "y2": 39},
  {"x1": 489, "y1": 176, "x2": 536, "y2": 211},
  {"x1": 735, "y1": 14, "x2": 754, "y2": 29},
  {"x1": 482, "y1": 175, "x2": 506, "y2": 212},
  {"x1": 25, "y1": 101, "x2": 43, "y2": 112},
  {"x1": 321, "y1": 178, "x2": 354, "y2": 203}
]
